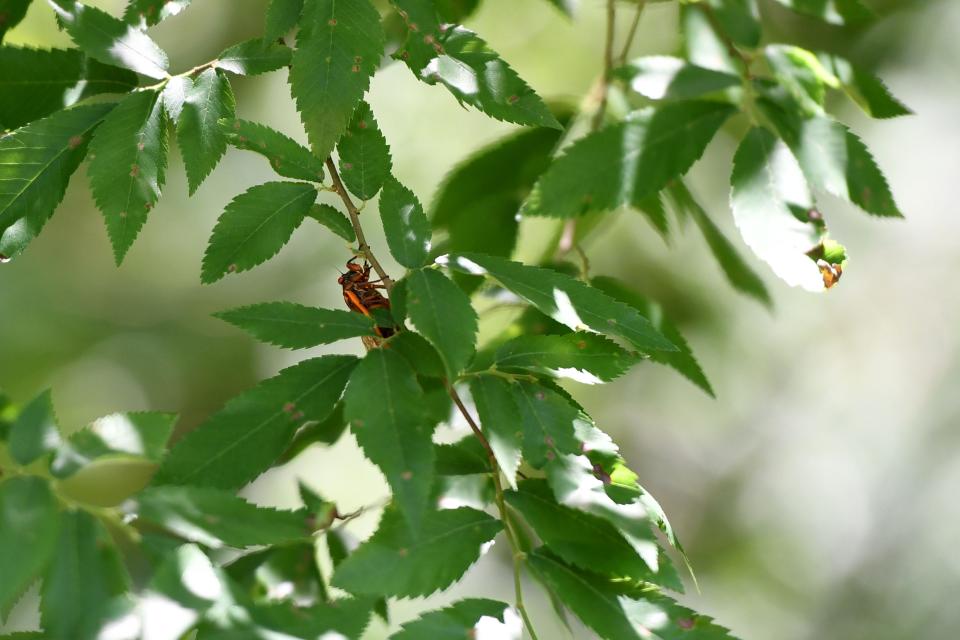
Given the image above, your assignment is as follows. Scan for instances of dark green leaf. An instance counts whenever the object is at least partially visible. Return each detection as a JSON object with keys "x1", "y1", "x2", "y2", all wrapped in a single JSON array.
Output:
[
  {"x1": 0, "y1": 103, "x2": 113, "y2": 260},
  {"x1": 395, "y1": 3, "x2": 559, "y2": 129},
  {"x1": 344, "y1": 349, "x2": 434, "y2": 530},
  {"x1": 705, "y1": 0, "x2": 760, "y2": 48},
  {"x1": 226, "y1": 541, "x2": 325, "y2": 605},
  {"x1": 8, "y1": 389, "x2": 60, "y2": 465},
  {"x1": 468, "y1": 376, "x2": 521, "y2": 489},
  {"x1": 434, "y1": 436, "x2": 490, "y2": 476},
  {"x1": 216, "y1": 38, "x2": 292, "y2": 76},
  {"x1": 770, "y1": 0, "x2": 873, "y2": 25},
  {"x1": 230, "y1": 599, "x2": 374, "y2": 639},
  {"x1": 0, "y1": 46, "x2": 137, "y2": 130},
  {"x1": 337, "y1": 100, "x2": 391, "y2": 200},
  {"x1": 154, "y1": 355, "x2": 357, "y2": 489},
  {"x1": 222, "y1": 119, "x2": 325, "y2": 182},
  {"x1": 0, "y1": 476, "x2": 60, "y2": 616},
  {"x1": 87, "y1": 89, "x2": 168, "y2": 264},
  {"x1": 511, "y1": 380, "x2": 581, "y2": 468},
  {"x1": 265, "y1": 0, "x2": 303, "y2": 41},
  {"x1": 590, "y1": 276, "x2": 714, "y2": 394},
  {"x1": 386, "y1": 331, "x2": 446, "y2": 378},
  {"x1": 616, "y1": 56, "x2": 740, "y2": 101},
  {"x1": 134, "y1": 485, "x2": 312, "y2": 548},
  {"x1": 667, "y1": 180, "x2": 771, "y2": 305},
  {"x1": 51, "y1": 1, "x2": 169, "y2": 79},
  {"x1": 178, "y1": 69, "x2": 235, "y2": 194},
  {"x1": 440, "y1": 253, "x2": 676, "y2": 353},
  {"x1": 391, "y1": 598, "x2": 517, "y2": 639},
  {"x1": 216, "y1": 301, "x2": 374, "y2": 349},
  {"x1": 123, "y1": 0, "x2": 191, "y2": 27},
  {"x1": 379, "y1": 175, "x2": 431, "y2": 268},
  {"x1": 495, "y1": 332, "x2": 640, "y2": 383},
  {"x1": 278, "y1": 402, "x2": 347, "y2": 462},
  {"x1": 633, "y1": 191, "x2": 670, "y2": 238},
  {"x1": 764, "y1": 45, "x2": 834, "y2": 115},
  {"x1": 332, "y1": 506, "x2": 501, "y2": 597},
  {"x1": 681, "y1": 4, "x2": 739, "y2": 74},
  {"x1": 507, "y1": 480, "x2": 664, "y2": 584},
  {"x1": 0, "y1": 0, "x2": 31, "y2": 42},
  {"x1": 50, "y1": 411, "x2": 176, "y2": 478},
  {"x1": 761, "y1": 101, "x2": 901, "y2": 219},
  {"x1": 308, "y1": 203, "x2": 354, "y2": 241},
  {"x1": 201, "y1": 181, "x2": 317, "y2": 283},
  {"x1": 290, "y1": 0, "x2": 384, "y2": 160},
  {"x1": 523, "y1": 101, "x2": 735, "y2": 218},
  {"x1": 40, "y1": 510, "x2": 129, "y2": 640},
  {"x1": 404, "y1": 268, "x2": 477, "y2": 376},
  {"x1": 820, "y1": 53, "x2": 912, "y2": 119}
]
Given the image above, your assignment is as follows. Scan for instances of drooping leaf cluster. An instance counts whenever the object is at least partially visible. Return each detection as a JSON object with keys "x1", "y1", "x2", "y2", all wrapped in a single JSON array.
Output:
[{"x1": 0, "y1": 0, "x2": 908, "y2": 638}]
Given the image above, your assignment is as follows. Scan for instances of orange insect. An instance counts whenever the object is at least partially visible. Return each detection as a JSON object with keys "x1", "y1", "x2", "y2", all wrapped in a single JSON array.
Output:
[{"x1": 338, "y1": 257, "x2": 395, "y2": 339}]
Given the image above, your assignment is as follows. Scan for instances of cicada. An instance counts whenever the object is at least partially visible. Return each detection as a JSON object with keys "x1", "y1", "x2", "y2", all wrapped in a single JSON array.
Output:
[{"x1": 338, "y1": 257, "x2": 395, "y2": 339}]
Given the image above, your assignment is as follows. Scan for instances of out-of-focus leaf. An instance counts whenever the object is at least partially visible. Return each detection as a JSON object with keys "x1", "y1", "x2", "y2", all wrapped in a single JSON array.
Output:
[
  {"x1": 704, "y1": 0, "x2": 760, "y2": 48},
  {"x1": 290, "y1": 0, "x2": 384, "y2": 160},
  {"x1": 264, "y1": 0, "x2": 303, "y2": 41},
  {"x1": 0, "y1": 476, "x2": 60, "y2": 616},
  {"x1": 201, "y1": 181, "x2": 317, "y2": 283},
  {"x1": 178, "y1": 69, "x2": 235, "y2": 194},
  {"x1": 50, "y1": 411, "x2": 176, "y2": 478},
  {"x1": 439, "y1": 253, "x2": 676, "y2": 353},
  {"x1": 215, "y1": 301, "x2": 374, "y2": 349},
  {"x1": 51, "y1": 1, "x2": 169, "y2": 79},
  {"x1": 337, "y1": 100, "x2": 391, "y2": 200},
  {"x1": 616, "y1": 56, "x2": 740, "y2": 101},
  {"x1": 87, "y1": 89, "x2": 168, "y2": 264},
  {"x1": 0, "y1": 103, "x2": 114, "y2": 260},
  {"x1": 379, "y1": 175, "x2": 432, "y2": 268},
  {"x1": 154, "y1": 355, "x2": 357, "y2": 489},
  {"x1": 8, "y1": 389, "x2": 60, "y2": 465},
  {"x1": 819, "y1": 53, "x2": 912, "y2": 119},
  {"x1": 468, "y1": 376, "x2": 521, "y2": 489},
  {"x1": 769, "y1": 0, "x2": 873, "y2": 25},
  {"x1": 344, "y1": 349, "x2": 434, "y2": 530},
  {"x1": 681, "y1": 4, "x2": 738, "y2": 74},
  {"x1": 0, "y1": 0, "x2": 32, "y2": 41},
  {"x1": 391, "y1": 598, "x2": 519, "y2": 639},
  {"x1": 332, "y1": 506, "x2": 501, "y2": 597},
  {"x1": 524, "y1": 102, "x2": 735, "y2": 218},
  {"x1": 764, "y1": 45, "x2": 837, "y2": 115},
  {"x1": 123, "y1": 0, "x2": 191, "y2": 27},
  {"x1": 221, "y1": 119, "x2": 325, "y2": 182},
  {"x1": 216, "y1": 38, "x2": 292, "y2": 76},
  {"x1": 404, "y1": 268, "x2": 477, "y2": 376},
  {"x1": 495, "y1": 332, "x2": 640, "y2": 384},
  {"x1": 226, "y1": 542, "x2": 325, "y2": 605}
]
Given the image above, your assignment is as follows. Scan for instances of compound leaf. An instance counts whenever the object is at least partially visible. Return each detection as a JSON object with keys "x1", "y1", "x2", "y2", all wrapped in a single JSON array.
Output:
[
  {"x1": 221, "y1": 119, "x2": 325, "y2": 182},
  {"x1": 178, "y1": 68, "x2": 235, "y2": 194}
]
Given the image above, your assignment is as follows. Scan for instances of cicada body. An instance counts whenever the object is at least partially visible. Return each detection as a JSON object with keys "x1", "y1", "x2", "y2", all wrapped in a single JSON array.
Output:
[{"x1": 338, "y1": 257, "x2": 395, "y2": 339}]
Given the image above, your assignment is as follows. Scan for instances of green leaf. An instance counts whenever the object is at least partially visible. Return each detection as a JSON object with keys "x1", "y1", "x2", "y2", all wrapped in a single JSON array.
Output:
[
  {"x1": 143, "y1": 543, "x2": 227, "y2": 631},
  {"x1": 404, "y1": 268, "x2": 477, "y2": 376},
  {"x1": 87, "y1": 89, "x2": 168, "y2": 264},
  {"x1": 337, "y1": 100, "x2": 391, "y2": 200},
  {"x1": 379, "y1": 175, "x2": 432, "y2": 268},
  {"x1": 468, "y1": 376, "x2": 521, "y2": 489},
  {"x1": 216, "y1": 38, "x2": 292, "y2": 76},
  {"x1": 616, "y1": 56, "x2": 740, "y2": 101},
  {"x1": 226, "y1": 541, "x2": 325, "y2": 605},
  {"x1": 590, "y1": 276, "x2": 714, "y2": 395},
  {"x1": 511, "y1": 380, "x2": 582, "y2": 468},
  {"x1": 265, "y1": 0, "x2": 303, "y2": 41},
  {"x1": 0, "y1": 0, "x2": 31, "y2": 42},
  {"x1": 0, "y1": 476, "x2": 60, "y2": 616},
  {"x1": 0, "y1": 103, "x2": 113, "y2": 260},
  {"x1": 439, "y1": 253, "x2": 676, "y2": 353},
  {"x1": 154, "y1": 355, "x2": 357, "y2": 489},
  {"x1": 528, "y1": 551, "x2": 735, "y2": 640},
  {"x1": 40, "y1": 510, "x2": 129, "y2": 640},
  {"x1": 666, "y1": 180, "x2": 771, "y2": 306},
  {"x1": 290, "y1": 0, "x2": 384, "y2": 160},
  {"x1": 0, "y1": 46, "x2": 137, "y2": 130},
  {"x1": 309, "y1": 203, "x2": 354, "y2": 241},
  {"x1": 704, "y1": 0, "x2": 760, "y2": 48},
  {"x1": 434, "y1": 436, "x2": 489, "y2": 476},
  {"x1": 221, "y1": 119, "x2": 325, "y2": 182},
  {"x1": 507, "y1": 480, "x2": 664, "y2": 584},
  {"x1": 728, "y1": 126, "x2": 832, "y2": 292},
  {"x1": 50, "y1": 411, "x2": 176, "y2": 478},
  {"x1": 8, "y1": 389, "x2": 60, "y2": 465},
  {"x1": 201, "y1": 181, "x2": 317, "y2": 283},
  {"x1": 523, "y1": 101, "x2": 735, "y2": 218},
  {"x1": 51, "y1": 1, "x2": 169, "y2": 79},
  {"x1": 232, "y1": 599, "x2": 374, "y2": 639},
  {"x1": 178, "y1": 69, "x2": 235, "y2": 194},
  {"x1": 123, "y1": 0, "x2": 191, "y2": 26},
  {"x1": 764, "y1": 45, "x2": 836, "y2": 115},
  {"x1": 332, "y1": 506, "x2": 502, "y2": 597},
  {"x1": 770, "y1": 0, "x2": 873, "y2": 25},
  {"x1": 680, "y1": 4, "x2": 738, "y2": 74},
  {"x1": 385, "y1": 330, "x2": 446, "y2": 379},
  {"x1": 133, "y1": 485, "x2": 312, "y2": 548},
  {"x1": 394, "y1": 3, "x2": 559, "y2": 129},
  {"x1": 277, "y1": 402, "x2": 348, "y2": 463},
  {"x1": 819, "y1": 53, "x2": 912, "y2": 119},
  {"x1": 391, "y1": 598, "x2": 517, "y2": 639},
  {"x1": 344, "y1": 349, "x2": 434, "y2": 530},
  {"x1": 495, "y1": 332, "x2": 640, "y2": 384},
  {"x1": 216, "y1": 301, "x2": 375, "y2": 349}
]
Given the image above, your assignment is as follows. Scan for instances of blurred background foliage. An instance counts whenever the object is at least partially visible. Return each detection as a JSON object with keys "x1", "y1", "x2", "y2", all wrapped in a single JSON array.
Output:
[{"x1": 2, "y1": 0, "x2": 958, "y2": 638}]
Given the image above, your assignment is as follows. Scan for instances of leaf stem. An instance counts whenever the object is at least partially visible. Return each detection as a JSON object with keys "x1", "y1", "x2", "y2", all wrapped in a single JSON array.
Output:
[
  {"x1": 446, "y1": 384, "x2": 540, "y2": 640},
  {"x1": 325, "y1": 158, "x2": 394, "y2": 292},
  {"x1": 616, "y1": 0, "x2": 647, "y2": 64},
  {"x1": 591, "y1": 0, "x2": 617, "y2": 131}
]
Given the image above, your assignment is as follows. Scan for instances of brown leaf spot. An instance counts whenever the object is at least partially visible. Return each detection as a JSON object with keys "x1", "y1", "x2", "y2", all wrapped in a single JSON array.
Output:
[
  {"x1": 353, "y1": 419, "x2": 364, "y2": 428},
  {"x1": 129, "y1": 164, "x2": 140, "y2": 177},
  {"x1": 137, "y1": 141, "x2": 146, "y2": 151},
  {"x1": 545, "y1": 450, "x2": 556, "y2": 461},
  {"x1": 577, "y1": 340, "x2": 587, "y2": 349},
  {"x1": 677, "y1": 617, "x2": 696, "y2": 630},
  {"x1": 358, "y1": 120, "x2": 368, "y2": 130},
  {"x1": 507, "y1": 95, "x2": 519, "y2": 104},
  {"x1": 342, "y1": 162, "x2": 353, "y2": 170},
  {"x1": 328, "y1": 18, "x2": 337, "y2": 26},
  {"x1": 283, "y1": 402, "x2": 296, "y2": 413},
  {"x1": 535, "y1": 391, "x2": 545, "y2": 401},
  {"x1": 119, "y1": 211, "x2": 127, "y2": 218},
  {"x1": 351, "y1": 64, "x2": 361, "y2": 73},
  {"x1": 68, "y1": 135, "x2": 84, "y2": 149},
  {"x1": 227, "y1": 263, "x2": 238, "y2": 273},
  {"x1": 398, "y1": 547, "x2": 409, "y2": 557},
  {"x1": 401, "y1": 470, "x2": 413, "y2": 480}
]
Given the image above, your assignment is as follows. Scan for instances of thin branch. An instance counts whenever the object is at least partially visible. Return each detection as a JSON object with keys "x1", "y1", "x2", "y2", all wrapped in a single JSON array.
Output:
[
  {"x1": 617, "y1": 0, "x2": 647, "y2": 64},
  {"x1": 591, "y1": 0, "x2": 617, "y2": 131},
  {"x1": 325, "y1": 158, "x2": 394, "y2": 292},
  {"x1": 447, "y1": 384, "x2": 540, "y2": 640}
]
